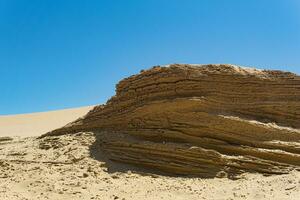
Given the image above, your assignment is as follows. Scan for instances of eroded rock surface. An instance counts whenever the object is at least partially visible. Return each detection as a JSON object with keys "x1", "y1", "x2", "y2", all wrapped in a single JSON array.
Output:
[{"x1": 43, "y1": 64, "x2": 300, "y2": 177}]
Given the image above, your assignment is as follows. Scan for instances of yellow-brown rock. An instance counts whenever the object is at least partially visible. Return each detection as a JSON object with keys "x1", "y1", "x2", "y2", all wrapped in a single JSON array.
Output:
[{"x1": 43, "y1": 64, "x2": 300, "y2": 177}]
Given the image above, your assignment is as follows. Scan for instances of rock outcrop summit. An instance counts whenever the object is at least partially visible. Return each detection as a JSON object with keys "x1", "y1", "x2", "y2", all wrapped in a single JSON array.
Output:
[{"x1": 43, "y1": 64, "x2": 300, "y2": 178}]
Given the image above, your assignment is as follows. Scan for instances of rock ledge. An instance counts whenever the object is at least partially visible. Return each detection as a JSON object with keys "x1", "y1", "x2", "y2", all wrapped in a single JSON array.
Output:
[{"x1": 43, "y1": 64, "x2": 300, "y2": 177}]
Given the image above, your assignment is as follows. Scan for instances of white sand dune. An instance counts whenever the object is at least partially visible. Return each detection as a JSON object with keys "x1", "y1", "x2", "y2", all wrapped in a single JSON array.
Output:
[{"x1": 0, "y1": 106, "x2": 94, "y2": 137}]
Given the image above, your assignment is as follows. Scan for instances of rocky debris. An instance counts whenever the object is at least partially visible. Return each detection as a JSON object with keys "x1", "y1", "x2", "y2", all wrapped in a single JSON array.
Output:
[
  {"x1": 43, "y1": 64, "x2": 300, "y2": 177},
  {"x1": 0, "y1": 137, "x2": 13, "y2": 142}
]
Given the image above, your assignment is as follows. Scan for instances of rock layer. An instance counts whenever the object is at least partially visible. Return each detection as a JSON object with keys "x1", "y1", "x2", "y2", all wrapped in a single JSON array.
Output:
[{"x1": 44, "y1": 64, "x2": 300, "y2": 177}]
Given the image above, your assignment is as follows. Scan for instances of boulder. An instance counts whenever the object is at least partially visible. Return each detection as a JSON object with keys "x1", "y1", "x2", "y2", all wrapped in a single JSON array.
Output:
[{"x1": 43, "y1": 64, "x2": 300, "y2": 177}]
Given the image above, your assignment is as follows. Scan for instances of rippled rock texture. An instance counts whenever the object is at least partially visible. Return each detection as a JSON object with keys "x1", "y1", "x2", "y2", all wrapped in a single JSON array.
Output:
[{"x1": 44, "y1": 64, "x2": 300, "y2": 178}]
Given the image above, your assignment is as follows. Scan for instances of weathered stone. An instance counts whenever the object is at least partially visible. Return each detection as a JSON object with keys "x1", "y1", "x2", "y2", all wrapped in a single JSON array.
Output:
[
  {"x1": 42, "y1": 64, "x2": 300, "y2": 177},
  {"x1": 0, "y1": 137, "x2": 13, "y2": 142}
]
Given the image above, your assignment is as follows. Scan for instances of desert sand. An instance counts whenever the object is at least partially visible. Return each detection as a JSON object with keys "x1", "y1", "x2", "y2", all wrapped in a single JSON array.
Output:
[
  {"x1": 0, "y1": 106, "x2": 299, "y2": 200},
  {"x1": 0, "y1": 106, "x2": 93, "y2": 137}
]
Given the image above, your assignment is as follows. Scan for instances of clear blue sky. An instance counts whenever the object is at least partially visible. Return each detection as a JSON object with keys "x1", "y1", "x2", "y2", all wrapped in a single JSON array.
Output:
[{"x1": 0, "y1": 0, "x2": 299, "y2": 115}]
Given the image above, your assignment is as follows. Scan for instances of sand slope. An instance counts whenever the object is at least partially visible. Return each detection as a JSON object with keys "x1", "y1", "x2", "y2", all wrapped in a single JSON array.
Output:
[{"x1": 0, "y1": 106, "x2": 94, "y2": 137}]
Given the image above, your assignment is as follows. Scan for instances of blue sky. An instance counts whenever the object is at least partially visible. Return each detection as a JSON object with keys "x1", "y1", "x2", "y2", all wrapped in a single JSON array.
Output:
[{"x1": 0, "y1": 0, "x2": 299, "y2": 115}]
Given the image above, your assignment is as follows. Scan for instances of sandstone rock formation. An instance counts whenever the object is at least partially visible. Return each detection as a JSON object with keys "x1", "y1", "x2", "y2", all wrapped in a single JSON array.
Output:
[{"x1": 43, "y1": 64, "x2": 300, "y2": 178}]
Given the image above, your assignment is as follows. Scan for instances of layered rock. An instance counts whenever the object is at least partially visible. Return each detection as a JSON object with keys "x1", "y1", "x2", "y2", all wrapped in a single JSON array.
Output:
[{"x1": 43, "y1": 64, "x2": 300, "y2": 177}]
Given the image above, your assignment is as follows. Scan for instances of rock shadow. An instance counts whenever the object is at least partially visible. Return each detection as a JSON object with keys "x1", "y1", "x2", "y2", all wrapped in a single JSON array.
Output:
[{"x1": 88, "y1": 131, "x2": 228, "y2": 179}]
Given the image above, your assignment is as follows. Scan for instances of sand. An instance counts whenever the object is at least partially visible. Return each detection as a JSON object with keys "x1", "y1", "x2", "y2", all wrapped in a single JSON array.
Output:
[
  {"x1": 0, "y1": 107, "x2": 299, "y2": 200},
  {"x1": 0, "y1": 106, "x2": 94, "y2": 137}
]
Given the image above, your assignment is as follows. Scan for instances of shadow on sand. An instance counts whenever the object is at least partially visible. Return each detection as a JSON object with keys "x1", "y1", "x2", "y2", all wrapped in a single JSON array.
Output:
[{"x1": 88, "y1": 131, "x2": 228, "y2": 179}]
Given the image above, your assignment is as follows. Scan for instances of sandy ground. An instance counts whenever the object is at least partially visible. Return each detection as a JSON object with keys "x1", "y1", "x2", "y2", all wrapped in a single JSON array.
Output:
[
  {"x1": 0, "y1": 108, "x2": 299, "y2": 200},
  {"x1": 0, "y1": 106, "x2": 94, "y2": 137}
]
